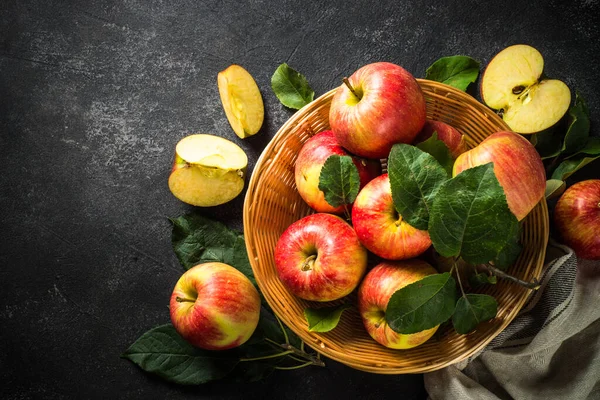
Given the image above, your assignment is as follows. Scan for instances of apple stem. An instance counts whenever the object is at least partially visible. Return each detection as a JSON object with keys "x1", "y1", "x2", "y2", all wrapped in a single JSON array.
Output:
[
  {"x1": 480, "y1": 264, "x2": 541, "y2": 290},
  {"x1": 301, "y1": 254, "x2": 317, "y2": 271},
  {"x1": 342, "y1": 77, "x2": 360, "y2": 99},
  {"x1": 175, "y1": 296, "x2": 195, "y2": 303}
]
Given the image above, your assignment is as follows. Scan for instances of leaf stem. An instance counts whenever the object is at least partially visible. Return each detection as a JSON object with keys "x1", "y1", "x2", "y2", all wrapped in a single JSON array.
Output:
[
  {"x1": 480, "y1": 264, "x2": 541, "y2": 290},
  {"x1": 239, "y1": 350, "x2": 293, "y2": 362},
  {"x1": 275, "y1": 315, "x2": 290, "y2": 345},
  {"x1": 453, "y1": 260, "x2": 466, "y2": 297},
  {"x1": 275, "y1": 361, "x2": 315, "y2": 370},
  {"x1": 264, "y1": 338, "x2": 325, "y2": 367}
]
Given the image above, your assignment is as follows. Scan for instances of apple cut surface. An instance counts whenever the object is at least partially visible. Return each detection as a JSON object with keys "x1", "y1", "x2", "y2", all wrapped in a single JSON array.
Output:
[
  {"x1": 168, "y1": 134, "x2": 247, "y2": 207},
  {"x1": 481, "y1": 44, "x2": 571, "y2": 134},
  {"x1": 218, "y1": 64, "x2": 264, "y2": 139}
]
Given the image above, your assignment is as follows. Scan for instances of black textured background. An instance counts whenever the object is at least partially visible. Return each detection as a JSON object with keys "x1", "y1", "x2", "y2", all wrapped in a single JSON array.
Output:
[{"x1": 1, "y1": 0, "x2": 599, "y2": 399}]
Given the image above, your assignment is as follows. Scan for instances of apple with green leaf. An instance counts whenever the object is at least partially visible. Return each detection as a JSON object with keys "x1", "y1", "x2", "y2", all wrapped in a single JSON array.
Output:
[
  {"x1": 352, "y1": 173, "x2": 432, "y2": 260},
  {"x1": 329, "y1": 62, "x2": 427, "y2": 159},
  {"x1": 554, "y1": 179, "x2": 600, "y2": 260},
  {"x1": 295, "y1": 130, "x2": 381, "y2": 214},
  {"x1": 170, "y1": 262, "x2": 261, "y2": 350},
  {"x1": 453, "y1": 131, "x2": 545, "y2": 221},
  {"x1": 274, "y1": 213, "x2": 368, "y2": 302},
  {"x1": 358, "y1": 259, "x2": 440, "y2": 349},
  {"x1": 481, "y1": 44, "x2": 571, "y2": 134}
]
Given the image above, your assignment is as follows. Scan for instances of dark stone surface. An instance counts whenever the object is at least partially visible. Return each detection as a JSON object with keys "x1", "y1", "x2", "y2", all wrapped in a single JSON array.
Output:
[{"x1": 1, "y1": 0, "x2": 598, "y2": 398}]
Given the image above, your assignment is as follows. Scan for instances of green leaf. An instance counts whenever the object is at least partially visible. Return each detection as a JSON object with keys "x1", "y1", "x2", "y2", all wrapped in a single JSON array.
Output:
[
  {"x1": 122, "y1": 324, "x2": 240, "y2": 385},
  {"x1": 170, "y1": 213, "x2": 254, "y2": 285},
  {"x1": 271, "y1": 63, "x2": 314, "y2": 109},
  {"x1": 551, "y1": 154, "x2": 600, "y2": 181},
  {"x1": 565, "y1": 136, "x2": 600, "y2": 159},
  {"x1": 415, "y1": 132, "x2": 455, "y2": 176},
  {"x1": 469, "y1": 272, "x2": 497, "y2": 287},
  {"x1": 304, "y1": 304, "x2": 352, "y2": 333},
  {"x1": 545, "y1": 179, "x2": 566, "y2": 200},
  {"x1": 452, "y1": 294, "x2": 498, "y2": 334},
  {"x1": 388, "y1": 144, "x2": 449, "y2": 230},
  {"x1": 318, "y1": 155, "x2": 360, "y2": 208},
  {"x1": 425, "y1": 56, "x2": 480, "y2": 91},
  {"x1": 533, "y1": 129, "x2": 564, "y2": 160},
  {"x1": 493, "y1": 221, "x2": 522, "y2": 270},
  {"x1": 428, "y1": 163, "x2": 519, "y2": 265},
  {"x1": 386, "y1": 272, "x2": 457, "y2": 334},
  {"x1": 562, "y1": 93, "x2": 590, "y2": 156}
]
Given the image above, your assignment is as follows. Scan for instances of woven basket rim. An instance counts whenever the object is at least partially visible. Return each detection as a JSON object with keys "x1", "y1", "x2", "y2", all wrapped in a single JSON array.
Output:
[{"x1": 243, "y1": 79, "x2": 549, "y2": 374}]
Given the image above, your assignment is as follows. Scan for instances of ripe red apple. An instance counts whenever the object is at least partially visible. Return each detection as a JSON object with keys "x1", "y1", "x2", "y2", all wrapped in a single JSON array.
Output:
[
  {"x1": 329, "y1": 62, "x2": 427, "y2": 159},
  {"x1": 294, "y1": 130, "x2": 381, "y2": 214},
  {"x1": 170, "y1": 262, "x2": 261, "y2": 350},
  {"x1": 554, "y1": 179, "x2": 600, "y2": 260},
  {"x1": 453, "y1": 131, "x2": 546, "y2": 221},
  {"x1": 413, "y1": 119, "x2": 467, "y2": 158},
  {"x1": 358, "y1": 259, "x2": 440, "y2": 349},
  {"x1": 274, "y1": 213, "x2": 368, "y2": 301},
  {"x1": 352, "y1": 174, "x2": 432, "y2": 260}
]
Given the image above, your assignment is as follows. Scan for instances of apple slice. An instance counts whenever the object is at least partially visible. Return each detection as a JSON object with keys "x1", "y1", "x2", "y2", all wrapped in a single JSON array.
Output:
[
  {"x1": 481, "y1": 44, "x2": 571, "y2": 134},
  {"x1": 168, "y1": 134, "x2": 247, "y2": 207},
  {"x1": 218, "y1": 64, "x2": 264, "y2": 139}
]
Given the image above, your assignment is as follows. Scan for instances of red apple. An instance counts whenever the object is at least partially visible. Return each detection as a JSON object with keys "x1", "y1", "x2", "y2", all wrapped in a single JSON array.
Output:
[
  {"x1": 358, "y1": 259, "x2": 440, "y2": 349},
  {"x1": 453, "y1": 131, "x2": 546, "y2": 221},
  {"x1": 329, "y1": 62, "x2": 427, "y2": 159},
  {"x1": 352, "y1": 174, "x2": 432, "y2": 260},
  {"x1": 170, "y1": 262, "x2": 261, "y2": 350},
  {"x1": 294, "y1": 130, "x2": 381, "y2": 214},
  {"x1": 554, "y1": 179, "x2": 600, "y2": 260},
  {"x1": 413, "y1": 119, "x2": 467, "y2": 158},
  {"x1": 274, "y1": 213, "x2": 368, "y2": 301}
]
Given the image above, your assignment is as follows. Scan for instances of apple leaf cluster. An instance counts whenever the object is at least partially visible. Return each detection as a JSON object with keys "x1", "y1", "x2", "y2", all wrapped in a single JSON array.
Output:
[
  {"x1": 385, "y1": 144, "x2": 523, "y2": 334},
  {"x1": 425, "y1": 55, "x2": 480, "y2": 92},
  {"x1": 271, "y1": 63, "x2": 315, "y2": 109},
  {"x1": 124, "y1": 213, "x2": 324, "y2": 385}
]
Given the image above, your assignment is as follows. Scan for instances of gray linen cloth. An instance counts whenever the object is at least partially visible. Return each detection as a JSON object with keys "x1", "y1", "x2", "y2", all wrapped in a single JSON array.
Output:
[{"x1": 425, "y1": 241, "x2": 600, "y2": 400}]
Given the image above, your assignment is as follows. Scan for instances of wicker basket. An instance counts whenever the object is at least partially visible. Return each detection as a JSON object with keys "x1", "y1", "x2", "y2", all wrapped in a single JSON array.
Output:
[{"x1": 243, "y1": 79, "x2": 549, "y2": 374}]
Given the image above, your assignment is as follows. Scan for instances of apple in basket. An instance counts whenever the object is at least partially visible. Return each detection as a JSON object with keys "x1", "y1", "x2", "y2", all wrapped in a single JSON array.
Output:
[
  {"x1": 413, "y1": 119, "x2": 467, "y2": 159},
  {"x1": 170, "y1": 262, "x2": 261, "y2": 350},
  {"x1": 295, "y1": 130, "x2": 381, "y2": 214},
  {"x1": 554, "y1": 179, "x2": 600, "y2": 260},
  {"x1": 358, "y1": 259, "x2": 440, "y2": 349},
  {"x1": 274, "y1": 213, "x2": 368, "y2": 302},
  {"x1": 329, "y1": 62, "x2": 427, "y2": 159},
  {"x1": 453, "y1": 131, "x2": 545, "y2": 221},
  {"x1": 352, "y1": 174, "x2": 432, "y2": 260}
]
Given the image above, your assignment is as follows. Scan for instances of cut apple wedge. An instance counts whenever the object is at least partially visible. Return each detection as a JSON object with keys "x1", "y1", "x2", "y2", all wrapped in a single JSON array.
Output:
[
  {"x1": 481, "y1": 44, "x2": 571, "y2": 134},
  {"x1": 218, "y1": 64, "x2": 264, "y2": 139},
  {"x1": 168, "y1": 134, "x2": 248, "y2": 207}
]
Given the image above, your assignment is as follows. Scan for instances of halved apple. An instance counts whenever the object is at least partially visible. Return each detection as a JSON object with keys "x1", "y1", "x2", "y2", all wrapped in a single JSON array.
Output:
[
  {"x1": 168, "y1": 134, "x2": 248, "y2": 207},
  {"x1": 218, "y1": 64, "x2": 264, "y2": 139},
  {"x1": 481, "y1": 44, "x2": 571, "y2": 134}
]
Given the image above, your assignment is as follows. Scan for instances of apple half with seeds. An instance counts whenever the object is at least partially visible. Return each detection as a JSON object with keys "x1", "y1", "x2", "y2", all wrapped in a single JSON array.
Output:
[
  {"x1": 168, "y1": 134, "x2": 247, "y2": 207},
  {"x1": 481, "y1": 44, "x2": 571, "y2": 134},
  {"x1": 218, "y1": 64, "x2": 264, "y2": 139}
]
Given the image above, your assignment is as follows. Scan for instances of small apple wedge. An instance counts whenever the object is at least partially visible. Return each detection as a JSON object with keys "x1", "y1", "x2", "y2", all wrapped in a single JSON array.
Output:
[
  {"x1": 168, "y1": 134, "x2": 247, "y2": 207},
  {"x1": 218, "y1": 64, "x2": 264, "y2": 139},
  {"x1": 481, "y1": 44, "x2": 571, "y2": 134}
]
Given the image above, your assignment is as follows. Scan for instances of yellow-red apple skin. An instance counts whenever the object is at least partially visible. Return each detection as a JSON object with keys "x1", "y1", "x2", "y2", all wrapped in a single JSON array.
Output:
[
  {"x1": 554, "y1": 179, "x2": 600, "y2": 260},
  {"x1": 413, "y1": 120, "x2": 467, "y2": 159},
  {"x1": 352, "y1": 174, "x2": 432, "y2": 260},
  {"x1": 452, "y1": 131, "x2": 545, "y2": 221},
  {"x1": 294, "y1": 130, "x2": 381, "y2": 214},
  {"x1": 329, "y1": 62, "x2": 426, "y2": 159},
  {"x1": 274, "y1": 213, "x2": 368, "y2": 302},
  {"x1": 169, "y1": 262, "x2": 261, "y2": 350},
  {"x1": 358, "y1": 260, "x2": 439, "y2": 349}
]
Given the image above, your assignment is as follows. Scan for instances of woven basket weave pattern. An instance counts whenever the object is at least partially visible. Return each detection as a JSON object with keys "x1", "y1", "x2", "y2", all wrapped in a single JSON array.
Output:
[{"x1": 243, "y1": 79, "x2": 549, "y2": 374}]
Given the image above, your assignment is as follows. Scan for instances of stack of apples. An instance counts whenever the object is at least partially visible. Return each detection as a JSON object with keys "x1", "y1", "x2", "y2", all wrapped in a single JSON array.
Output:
[{"x1": 274, "y1": 61, "x2": 548, "y2": 349}]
